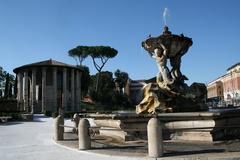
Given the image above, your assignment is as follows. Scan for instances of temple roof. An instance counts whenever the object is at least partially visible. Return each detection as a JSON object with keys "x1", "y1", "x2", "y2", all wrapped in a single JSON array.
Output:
[{"x1": 13, "y1": 59, "x2": 82, "y2": 73}]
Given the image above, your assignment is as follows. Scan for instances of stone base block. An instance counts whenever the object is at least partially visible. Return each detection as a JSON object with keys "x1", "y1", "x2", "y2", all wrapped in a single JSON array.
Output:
[
  {"x1": 21, "y1": 114, "x2": 33, "y2": 121},
  {"x1": 171, "y1": 131, "x2": 215, "y2": 141},
  {"x1": 99, "y1": 127, "x2": 134, "y2": 141}
]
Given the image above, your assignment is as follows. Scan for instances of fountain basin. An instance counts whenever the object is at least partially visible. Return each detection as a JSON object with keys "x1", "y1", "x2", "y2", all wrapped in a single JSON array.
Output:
[{"x1": 82, "y1": 109, "x2": 240, "y2": 141}]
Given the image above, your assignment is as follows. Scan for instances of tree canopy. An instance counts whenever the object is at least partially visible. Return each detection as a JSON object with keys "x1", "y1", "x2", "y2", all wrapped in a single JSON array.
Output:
[
  {"x1": 0, "y1": 67, "x2": 7, "y2": 83},
  {"x1": 89, "y1": 71, "x2": 132, "y2": 110},
  {"x1": 68, "y1": 46, "x2": 89, "y2": 66},
  {"x1": 88, "y1": 46, "x2": 118, "y2": 92},
  {"x1": 68, "y1": 45, "x2": 118, "y2": 70},
  {"x1": 0, "y1": 66, "x2": 15, "y2": 99},
  {"x1": 68, "y1": 45, "x2": 118, "y2": 92},
  {"x1": 89, "y1": 71, "x2": 115, "y2": 105},
  {"x1": 114, "y1": 69, "x2": 129, "y2": 94},
  {"x1": 88, "y1": 46, "x2": 118, "y2": 72}
]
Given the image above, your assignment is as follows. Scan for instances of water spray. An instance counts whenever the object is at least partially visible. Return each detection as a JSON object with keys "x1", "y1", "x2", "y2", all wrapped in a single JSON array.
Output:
[{"x1": 163, "y1": 7, "x2": 170, "y2": 26}]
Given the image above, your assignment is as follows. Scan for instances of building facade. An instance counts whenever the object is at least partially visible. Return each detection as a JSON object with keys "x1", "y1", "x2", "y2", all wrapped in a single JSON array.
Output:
[
  {"x1": 207, "y1": 81, "x2": 224, "y2": 100},
  {"x1": 13, "y1": 59, "x2": 82, "y2": 113},
  {"x1": 207, "y1": 62, "x2": 240, "y2": 106}
]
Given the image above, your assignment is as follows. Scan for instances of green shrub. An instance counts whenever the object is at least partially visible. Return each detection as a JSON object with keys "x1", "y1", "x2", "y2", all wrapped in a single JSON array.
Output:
[
  {"x1": 11, "y1": 113, "x2": 22, "y2": 120},
  {"x1": 64, "y1": 112, "x2": 75, "y2": 118},
  {"x1": 44, "y1": 110, "x2": 52, "y2": 117},
  {"x1": 0, "y1": 99, "x2": 18, "y2": 112},
  {"x1": 0, "y1": 112, "x2": 22, "y2": 120},
  {"x1": 52, "y1": 112, "x2": 58, "y2": 118}
]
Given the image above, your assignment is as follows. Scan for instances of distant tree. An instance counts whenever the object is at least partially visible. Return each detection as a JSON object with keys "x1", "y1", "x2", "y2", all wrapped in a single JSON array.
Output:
[
  {"x1": 8, "y1": 74, "x2": 15, "y2": 85},
  {"x1": 114, "y1": 69, "x2": 129, "y2": 95},
  {"x1": 8, "y1": 74, "x2": 15, "y2": 98},
  {"x1": 0, "y1": 67, "x2": 7, "y2": 83},
  {"x1": 88, "y1": 46, "x2": 118, "y2": 72},
  {"x1": 9, "y1": 83, "x2": 13, "y2": 97},
  {"x1": 89, "y1": 71, "x2": 132, "y2": 110},
  {"x1": 89, "y1": 71, "x2": 115, "y2": 106},
  {"x1": 77, "y1": 65, "x2": 90, "y2": 98},
  {"x1": 88, "y1": 46, "x2": 118, "y2": 92},
  {"x1": 68, "y1": 46, "x2": 89, "y2": 66},
  {"x1": 0, "y1": 67, "x2": 6, "y2": 98},
  {"x1": 68, "y1": 45, "x2": 118, "y2": 92},
  {"x1": 111, "y1": 91, "x2": 132, "y2": 110},
  {"x1": 0, "y1": 67, "x2": 15, "y2": 99},
  {"x1": 14, "y1": 75, "x2": 17, "y2": 98},
  {"x1": 4, "y1": 73, "x2": 10, "y2": 98}
]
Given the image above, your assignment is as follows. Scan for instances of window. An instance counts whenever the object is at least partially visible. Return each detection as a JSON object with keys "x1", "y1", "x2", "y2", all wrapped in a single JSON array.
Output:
[{"x1": 227, "y1": 94, "x2": 231, "y2": 100}]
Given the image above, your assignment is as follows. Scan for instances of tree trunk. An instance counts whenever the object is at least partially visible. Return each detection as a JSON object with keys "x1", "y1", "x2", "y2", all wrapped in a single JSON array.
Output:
[{"x1": 95, "y1": 72, "x2": 101, "y2": 93}]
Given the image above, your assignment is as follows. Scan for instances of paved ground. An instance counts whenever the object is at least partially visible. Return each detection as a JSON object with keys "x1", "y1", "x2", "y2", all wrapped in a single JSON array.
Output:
[
  {"x1": 1, "y1": 114, "x2": 240, "y2": 160},
  {"x1": 0, "y1": 115, "x2": 139, "y2": 160}
]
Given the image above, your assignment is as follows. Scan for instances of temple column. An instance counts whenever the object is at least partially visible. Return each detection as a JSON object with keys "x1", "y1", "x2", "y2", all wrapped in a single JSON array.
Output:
[
  {"x1": 79, "y1": 71, "x2": 82, "y2": 106},
  {"x1": 31, "y1": 68, "x2": 36, "y2": 114},
  {"x1": 71, "y1": 69, "x2": 75, "y2": 111},
  {"x1": 62, "y1": 68, "x2": 67, "y2": 112},
  {"x1": 23, "y1": 71, "x2": 29, "y2": 112},
  {"x1": 17, "y1": 72, "x2": 24, "y2": 110},
  {"x1": 53, "y1": 67, "x2": 58, "y2": 112},
  {"x1": 76, "y1": 70, "x2": 81, "y2": 112},
  {"x1": 41, "y1": 67, "x2": 46, "y2": 113}
]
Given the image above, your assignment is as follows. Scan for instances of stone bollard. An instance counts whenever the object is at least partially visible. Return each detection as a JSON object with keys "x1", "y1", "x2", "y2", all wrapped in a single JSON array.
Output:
[
  {"x1": 54, "y1": 115, "x2": 64, "y2": 141},
  {"x1": 72, "y1": 113, "x2": 80, "y2": 133},
  {"x1": 147, "y1": 117, "x2": 163, "y2": 158},
  {"x1": 78, "y1": 118, "x2": 91, "y2": 150}
]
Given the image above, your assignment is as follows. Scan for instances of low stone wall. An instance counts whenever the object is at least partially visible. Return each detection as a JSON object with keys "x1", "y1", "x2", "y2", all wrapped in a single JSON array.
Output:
[{"x1": 86, "y1": 109, "x2": 240, "y2": 141}]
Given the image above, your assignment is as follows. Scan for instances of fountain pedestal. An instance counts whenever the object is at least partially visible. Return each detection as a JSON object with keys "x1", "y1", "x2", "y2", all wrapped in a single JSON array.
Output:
[
  {"x1": 85, "y1": 109, "x2": 240, "y2": 141},
  {"x1": 86, "y1": 113, "x2": 149, "y2": 141}
]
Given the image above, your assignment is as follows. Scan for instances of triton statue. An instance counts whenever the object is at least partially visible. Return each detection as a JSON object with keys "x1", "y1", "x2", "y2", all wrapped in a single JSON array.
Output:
[{"x1": 136, "y1": 26, "x2": 207, "y2": 114}]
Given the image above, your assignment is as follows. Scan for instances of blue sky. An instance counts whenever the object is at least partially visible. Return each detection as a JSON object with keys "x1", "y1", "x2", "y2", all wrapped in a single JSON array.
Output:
[{"x1": 0, "y1": 0, "x2": 240, "y2": 84}]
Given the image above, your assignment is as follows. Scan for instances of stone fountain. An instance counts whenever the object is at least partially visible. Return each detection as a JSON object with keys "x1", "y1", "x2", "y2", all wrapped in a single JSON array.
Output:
[
  {"x1": 137, "y1": 26, "x2": 207, "y2": 114},
  {"x1": 83, "y1": 26, "x2": 240, "y2": 142}
]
